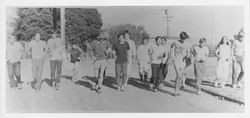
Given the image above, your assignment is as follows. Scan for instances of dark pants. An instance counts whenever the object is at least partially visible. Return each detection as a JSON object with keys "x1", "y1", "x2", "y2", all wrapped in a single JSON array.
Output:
[
  {"x1": 161, "y1": 63, "x2": 169, "y2": 81},
  {"x1": 7, "y1": 62, "x2": 21, "y2": 87},
  {"x1": 194, "y1": 60, "x2": 205, "y2": 90},
  {"x1": 150, "y1": 64, "x2": 163, "y2": 88},
  {"x1": 50, "y1": 60, "x2": 63, "y2": 83},
  {"x1": 115, "y1": 63, "x2": 128, "y2": 87}
]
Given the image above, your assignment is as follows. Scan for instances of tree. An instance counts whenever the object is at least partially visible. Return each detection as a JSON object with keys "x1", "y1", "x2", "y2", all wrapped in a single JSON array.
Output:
[
  {"x1": 65, "y1": 8, "x2": 103, "y2": 51},
  {"x1": 106, "y1": 24, "x2": 149, "y2": 47},
  {"x1": 12, "y1": 8, "x2": 60, "y2": 41}
]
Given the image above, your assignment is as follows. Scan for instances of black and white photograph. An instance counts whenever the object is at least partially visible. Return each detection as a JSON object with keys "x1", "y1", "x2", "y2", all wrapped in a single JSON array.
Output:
[{"x1": 1, "y1": 0, "x2": 249, "y2": 117}]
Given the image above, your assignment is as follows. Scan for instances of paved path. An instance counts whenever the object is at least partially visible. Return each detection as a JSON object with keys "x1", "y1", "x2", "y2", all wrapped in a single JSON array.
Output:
[{"x1": 6, "y1": 58, "x2": 244, "y2": 112}]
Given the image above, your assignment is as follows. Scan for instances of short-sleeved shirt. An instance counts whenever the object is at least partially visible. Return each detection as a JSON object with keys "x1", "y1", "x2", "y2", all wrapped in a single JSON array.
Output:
[
  {"x1": 47, "y1": 38, "x2": 64, "y2": 60},
  {"x1": 70, "y1": 48, "x2": 81, "y2": 63},
  {"x1": 232, "y1": 40, "x2": 244, "y2": 56},
  {"x1": 91, "y1": 40, "x2": 108, "y2": 60},
  {"x1": 216, "y1": 44, "x2": 231, "y2": 61},
  {"x1": 161, "y1": 44, "x2": 171, "y2": 63},
  {"x1": 29, "y1": 40, "x2": 46, "y2": 59},
  {"x1": 7, "y1": 41, "x2": 24, "y2": 63},
  {"x1": 193, "y1": 45, "x2": 209, "y2": 61},
  {"x1": 112, "y1": 41, "x2": 130, "y2": 64},
  {"x1": 137, "y1": 44, "x2": 150, "y2": 63},
  {"x1": 126, "y1": 39, "x2": 136, "y2": 59},
  {"x1": 149, "y1": 44, "x2": 166, "y2": 64},
  {"x1": 171, "y1": 40, "x2": 189, "y2": 68}
]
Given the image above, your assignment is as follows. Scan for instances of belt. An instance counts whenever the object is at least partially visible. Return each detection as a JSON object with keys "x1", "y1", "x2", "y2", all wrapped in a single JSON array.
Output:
[{"x1": 196, "y1": 60, "x2": 204, "y2": 62}]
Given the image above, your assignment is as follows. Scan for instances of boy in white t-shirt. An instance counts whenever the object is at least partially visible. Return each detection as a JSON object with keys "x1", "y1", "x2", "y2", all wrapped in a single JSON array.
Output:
[
  {"x1": 47, "y1": 33, "x2": 64, "y2": 90},
  {"x1": 193, "y1": 38, "x2": 209, "y2": 95},
  {"x1": 28, "y1": 33, "x2": 47, "y2": 92},
  {"x1": 137, "y1": 37, "x2": 151, "y2": 84},
  {"x1": 232, "y1": 31, "x2": 244, "y2": 88},
  {"x1": 148, "y1": 36, "x2": 166, "y2": 92},
  {"x1": 7, "y1": 36, "x2": 24, "y2": 89}
]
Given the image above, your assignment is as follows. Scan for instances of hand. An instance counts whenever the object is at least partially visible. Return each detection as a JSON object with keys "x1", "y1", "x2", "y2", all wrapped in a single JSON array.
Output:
[{"x1": 157, "y1": 55, "x2": 162, "y2": 60}]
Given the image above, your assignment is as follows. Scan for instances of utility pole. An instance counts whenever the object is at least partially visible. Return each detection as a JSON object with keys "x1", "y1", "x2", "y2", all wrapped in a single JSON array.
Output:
[
  {"x1": 60, "y1": 7, "x2": 65, "y2": 45},
  {"x1": 162, "y1": 9, "x2": 173, "y2": 37},
  {"x1": 211, "y1": 8, "x2": 214, "y2": 45}
]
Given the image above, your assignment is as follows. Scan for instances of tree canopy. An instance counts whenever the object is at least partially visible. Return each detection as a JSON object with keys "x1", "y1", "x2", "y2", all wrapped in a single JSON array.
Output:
[
  {"x1": 12, "y1": 8, "x2": 60, "y2": 41},
  {"x1": 65, "y1": 8, "x2": 103, "y2": 45},
  {"x1": 106, "y1": 24, "x2": 149, "y2": 47}
]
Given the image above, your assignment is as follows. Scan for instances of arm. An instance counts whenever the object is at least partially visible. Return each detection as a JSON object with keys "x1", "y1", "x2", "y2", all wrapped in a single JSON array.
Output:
[
  {"x1": 215, "y1": 47, "x2": 219, "y2": 57},
  {"x1": 127, "y1": 42, "x2": 131, "y2": 63},
  {"x1": 132, "y1": 41, "x2": 136, "y2": 59},
  {"x1": 168, "y1": 42, "x2": 175, "y2": 63},
  {"x1": 28, "y1": 42, "x2": 32, "y2": 55},
  {"x1": 231, "y1": 42, "x2": 235, "y2": 60},
  {"x1": 190, "y1": 45, "x2": 195, "y2": 63},
  {"x1": 161, "y1": 48, "x2": 168, "y2": 64},
  {"x1": 76, "y1": 46, "x2": 84, "y2": 59},
  {"x1": 136, "y1": 47, "x2": 141, "y2": 62},
  {"x1": 148, "y1": 47, "x2": 153, "y2": 62},
  {"x1": 112, "y1": 44, "x2": 117, "y2": 60},
  {"x1": 205, "y1": 47, "x2": 209, "y2": 60}
]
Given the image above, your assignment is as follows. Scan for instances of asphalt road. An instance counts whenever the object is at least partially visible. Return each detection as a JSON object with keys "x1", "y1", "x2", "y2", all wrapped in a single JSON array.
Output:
[{"x1": 5, "y1": 58, "x2": 244, "y2": 113}]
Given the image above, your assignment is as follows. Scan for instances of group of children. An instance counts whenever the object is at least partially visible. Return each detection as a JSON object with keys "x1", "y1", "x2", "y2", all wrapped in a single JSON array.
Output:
[
  {"x1": 7, "y1": 29, "x2": 244, "y2": 96},
  {"x1": 136, "y1": 30, "x2": 244, "y2": 96}
]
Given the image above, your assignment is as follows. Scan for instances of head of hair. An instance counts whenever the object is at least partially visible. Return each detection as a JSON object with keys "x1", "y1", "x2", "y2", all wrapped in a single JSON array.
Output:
[
  {"x1": 162, "y1": 37, "x2": 167, "y2": 41},
  {"x1": 155, "y1": 36, "x2": 162, "y2": 41},
  {"x1": 199, "y1": 38, "x2": 207, "y2": 44},
  {"x1": 124, "y1": 30, "x2": 130, "y2": 35},
  {"x1": 180, "y1": 31, "x2": 189, "y2": 40},
  {"x1": 117, "y1": 33, "x2": 124, "y2": 38},
  {"x1": 216, "y1": 36, "x2": 230, "y2": 49},
  {"x1": 142, "y1": 36, "x2": 149, "y2": 43}
]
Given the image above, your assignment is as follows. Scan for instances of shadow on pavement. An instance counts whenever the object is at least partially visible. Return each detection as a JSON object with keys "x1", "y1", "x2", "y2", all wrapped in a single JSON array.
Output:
[
  {"x1": 43, "y1": 78, "x2": 53, "y2": 87},
  {"x1": 169, "y1": 79, "x2": 197, "y2": 95},
  {"x1": 26, "y1": 80, "x2": 36, "y2": 90},
  {"x1": 76, "y1": 80, "x2": 92, "y2": 89},
  {"x1": 83, "y1": 76, "x2": 117, "y2": 90},
  {"x1": 61, "y1": 75, "x2": 73, "y2": 82},
  {"x1": 127, "y1": 77, "x2": 152, "y2": 92}
]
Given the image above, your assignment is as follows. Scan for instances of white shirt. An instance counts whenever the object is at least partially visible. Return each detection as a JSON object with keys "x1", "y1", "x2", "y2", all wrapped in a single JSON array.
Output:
[
  {"x1": 47, "y1": 38, "x2": 64, "y2": 60},
  {"x1": 126, "y1": 39, "x2": 136, "y2": 59},
  {"x1": 216, "y1": 44, "x2": 231, "y2": 61},
  {"x1": 29, "y1": 40, "x2": 47, "y2": 59},
  {"x1": 193, "y1": 45, "x2": 209, "y2": 61},
  {"x1": 137, "y1": 44, "x2": 150, "y2": 64},
  {"x1": 161, "y1": 44, "x2": 171, "y2": 63},
  {"x1": 7, "y1": 41, "x2": 24, "y2": 63},
  {"x1": 149, "y1": 44, "x2": 165, "y2": 64},
  {"x1": 232, "y1": 40, "x2": 244, "y2": 56}
]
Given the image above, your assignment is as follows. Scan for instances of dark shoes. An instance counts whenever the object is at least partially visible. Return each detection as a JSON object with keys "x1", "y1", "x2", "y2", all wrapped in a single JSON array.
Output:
[{"x1": 55, "y1": 83, "x2": 59, "y2": 90}]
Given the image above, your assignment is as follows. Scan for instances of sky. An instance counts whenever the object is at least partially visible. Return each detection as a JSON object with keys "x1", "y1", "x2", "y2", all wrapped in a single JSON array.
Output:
[
  {"x1": 97, "y1": 6, "x2": 244, "y2": 44},
  {"x1": 6, "y1": 6, "x2": 244, "y2": 45}
]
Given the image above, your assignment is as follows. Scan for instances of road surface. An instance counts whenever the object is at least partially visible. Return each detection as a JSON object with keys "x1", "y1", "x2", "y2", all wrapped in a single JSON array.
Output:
[{"x1": 6, "y1": 58, "x2": 244, "y2": 112}]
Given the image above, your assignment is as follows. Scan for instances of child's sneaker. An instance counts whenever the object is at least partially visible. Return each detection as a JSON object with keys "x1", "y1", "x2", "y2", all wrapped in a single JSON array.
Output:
[
  {"x1": 96, "y1": 87, "x2": 102, "y2": 94},
  {"x1": 121, "y1": 85, "x2": 125, "y2": 92},
  {"x1": 117, "y1": 86, "x2": 121, "y2": 91},
  {"x1": 149, "y1": 83, "x2": 154, "y2": 90}
]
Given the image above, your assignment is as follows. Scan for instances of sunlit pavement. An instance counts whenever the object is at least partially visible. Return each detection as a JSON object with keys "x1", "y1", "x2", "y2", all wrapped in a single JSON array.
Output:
[{"x1": 6, "y1": 58, "x2": 244, "y2": 113}]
